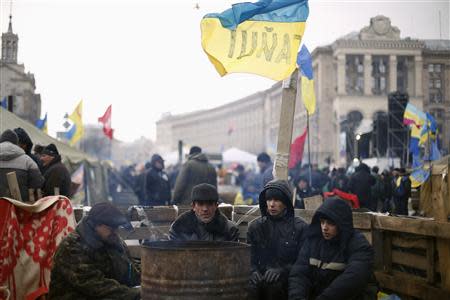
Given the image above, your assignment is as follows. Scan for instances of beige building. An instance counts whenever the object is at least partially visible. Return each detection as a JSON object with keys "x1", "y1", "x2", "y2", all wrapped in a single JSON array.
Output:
[
  {"x1": 156, "y1": 16, "x2": 449, "y2": 166},
  {"x1": 0, "y1": 16, "x2": 41, "y2": 124}
]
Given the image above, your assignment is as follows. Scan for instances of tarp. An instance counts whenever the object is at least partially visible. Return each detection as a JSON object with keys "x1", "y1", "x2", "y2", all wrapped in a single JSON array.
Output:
[{"x1": 223, "y1": 147, "x2": 257, "y2": 164}]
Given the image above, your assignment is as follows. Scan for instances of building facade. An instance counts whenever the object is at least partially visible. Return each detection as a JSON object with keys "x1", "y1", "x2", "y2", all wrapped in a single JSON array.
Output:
[
  {"x1": 156, "y1": 16, "x2": 449, "y2": 166},
  {"x1": 0, "y1": 16, "x2": 41, "y2": 124}
]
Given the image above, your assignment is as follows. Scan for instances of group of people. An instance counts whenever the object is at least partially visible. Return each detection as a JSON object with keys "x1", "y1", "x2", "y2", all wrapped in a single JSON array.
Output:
[
  {"x1": 49, "y1": 178, "x2": 377, "y2": 299},
  {"x1": 0, "y1": 128, "x2": 72, "y2": 201}
]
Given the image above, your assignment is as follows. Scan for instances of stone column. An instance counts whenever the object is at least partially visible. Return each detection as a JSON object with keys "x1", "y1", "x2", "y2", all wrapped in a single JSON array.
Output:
[
  {"x1": 337, "y1": 54, "x2": 346, "y2": 95},
  {"x1": 389, "y1": 55, "x2": 397, "y2": 92},
  {"x1": 415, "y1": 55, "x2": 423, "y2": 97},
  {"x1": 364, "y1": 54, "x2": 372, "y2": 95}
]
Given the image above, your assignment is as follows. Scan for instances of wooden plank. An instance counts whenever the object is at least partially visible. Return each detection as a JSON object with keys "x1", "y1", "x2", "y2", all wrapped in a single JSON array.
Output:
[
  {"x1": 127, "y1": 245, "x2": 142, "y2": 259},
  {"x1": 375, "y1": 271, "x2": 450, "y2": 300},
  {"x1": 391, "y1": 249, "x2": 428, "y2": 271},
  {"x1": 273, "y1": 70, "x2": 298, "y2": 180},
  {"x1": 352, "y1": 213, "x2": 372, "y2": 230},
  {"x1": 6, "y1": 172, "x2": 22, "y2": 201},
  {"x1": 383, "y1": 232, "x2": 392, "y2": 273},
  {"x1": 372, "y1": 215, "x2": 450, "y2": 239},
  {"x1": 426, "y1": 238, "x2": 436, "y2": 284},
  {"x1": 233, "y1": 205, "x2": 260, "y2": 215},
  {"x1": 232, "y1": 213, "x2": 259, "y2": 224},
  {"x1": 303, "y1": 195, "x2": 323, "y2": 211},
  {"x1": 294, "y1": 209, "x2": 314, "y2": 224},
  {"x1": 391, "y1": 233, "x2": 428, "y2": 249}
]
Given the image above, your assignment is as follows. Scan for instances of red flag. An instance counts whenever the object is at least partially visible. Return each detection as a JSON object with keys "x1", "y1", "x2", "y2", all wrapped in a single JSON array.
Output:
[
  {"x1": 288, "y1": 127, "x2": 308, "y2": 169},
  {"x1": 98, "y1": 105, "x2": 113, "y2": 139}
]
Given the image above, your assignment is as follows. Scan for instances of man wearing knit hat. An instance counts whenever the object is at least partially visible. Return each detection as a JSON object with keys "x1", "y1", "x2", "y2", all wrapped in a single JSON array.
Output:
[
  {"x1": 49, "y1": 201, "x2": 140, "y2": 299},
  {"x1": 40, "y1": 143, "x2": 71, "y2": 197},
  {"x1": 247, "y1": 179, "x2": 308, "y2": 300},
  {"x1": 169, "y1": 183, "x2": 239, "y2": 241},
  {"x1": 0, "y1": 129, "x2": 44, "y2": 201}
]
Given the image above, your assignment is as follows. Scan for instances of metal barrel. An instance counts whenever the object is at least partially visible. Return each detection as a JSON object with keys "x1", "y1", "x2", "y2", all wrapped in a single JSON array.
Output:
[{"x1": 141, "y1": 241, "x2": 250, "y2": 300}]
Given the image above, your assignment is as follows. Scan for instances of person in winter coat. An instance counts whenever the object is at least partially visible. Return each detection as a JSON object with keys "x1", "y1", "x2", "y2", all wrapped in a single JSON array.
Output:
[
  {"x1": 13, "y1": 127, "x2": 44, "y2": 172},
  {"x1": 289, "y1": 197, "x2": 377, "y2": 300},
  {"x1": 349, "y1": 163, "x2": 376, "y2": 210},
  {"x1": 370, "y1": 166, "x2": 386, "y2": 212},
  {"x1": 142, "y1": 154, "x2": 171, "y2": 206},
  {"x1": 294, "y1": 176, "x2": 319, "y2": 209},
  {"x1": 40, "y1": 143, "x2": 71, "y2": 197},
  {"x1": 247, "y1": 180, "x2": 308, "y2": 300},
  {"x1": 173, "y1": 146, "x2": 217, "y2": 205},
  {"x1": 49, "y1": 202, "x2": 141, "y2": 299},
  {"x1": 0, "y1": 129, "x2": 44, "y2": 202},
  {"x1": 169, "y1": 183, "x2": 239, "y2": 241},
  {"x1": 391, "y1": 168, "x2": 411, "y2": 216},
  {"x1": 256, "y1": 152, "x2": 274, "y2": 191}
]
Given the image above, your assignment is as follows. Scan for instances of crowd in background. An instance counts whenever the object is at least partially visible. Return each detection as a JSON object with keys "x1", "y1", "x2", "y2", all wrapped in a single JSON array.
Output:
[{"x1": 118, "y1": 146, "x2": 412, "y2": 216}]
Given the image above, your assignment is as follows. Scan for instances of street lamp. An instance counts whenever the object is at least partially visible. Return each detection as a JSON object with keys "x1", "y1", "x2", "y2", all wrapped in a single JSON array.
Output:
[{"x1": 355, "y1": 133, "x2": 361, "y2": 159}]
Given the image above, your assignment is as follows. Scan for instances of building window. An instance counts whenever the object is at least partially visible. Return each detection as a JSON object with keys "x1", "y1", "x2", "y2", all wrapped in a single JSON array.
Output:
[
  {"x1": 397, "y1": 56, "x2": 413, "y2": 94},
  {"x1": 345, "y1": 55, "x2": 364, "y2": 95},
  {"x1": 429, "y1": 63, "x2": 444, "y2": 104},
  {"x1": 372, "y1": 56, "x2": 389, "y2": 95}
]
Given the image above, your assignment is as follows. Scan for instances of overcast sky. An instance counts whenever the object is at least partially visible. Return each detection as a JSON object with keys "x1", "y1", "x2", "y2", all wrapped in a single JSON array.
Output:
[{"x1": 1, "y1": 0, "x2": 448, "y2": 142}]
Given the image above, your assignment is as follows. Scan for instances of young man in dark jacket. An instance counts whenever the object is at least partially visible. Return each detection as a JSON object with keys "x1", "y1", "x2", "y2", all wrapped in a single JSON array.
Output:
[
  {"x1": 169, "y1": 183, "x2": 239, "y2": 241},
  {"x1": 49, "y1": 202, "x2": 141, "y2": 299},
  {"x1": 143, "y1": 154, "x2": 171, "y2": 206},
  {"x1": 289, "y1": 197, "x2": 377, "y2": 300},
  {"x1": 247, "y1": 180, "x2": 308, "y2": 300},
  {"x1": 40, "y1": 143, "x2": 71, "y2": 197}
]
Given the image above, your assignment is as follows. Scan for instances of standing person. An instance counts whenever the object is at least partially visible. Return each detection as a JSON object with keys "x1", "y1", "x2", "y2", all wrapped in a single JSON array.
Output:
[
  {"x1": 0, "y1": 129, "x2": 44, "y2": 202},
  {"x1": 294, "y1": 176, "x2": 319, "y2": 209},
  {"x1": 391, "y1": 168, "x2": 411, "y2": 216},
  {"x1": 256, "y1": 152, "x2": 274, "y2": 190},
  {"x1": 143, "y1": 154, "x2": 171, "y2": 206},
  {"x1": 349, "y1": 163, "x2": 376, "y2": 210},
  {"x1": 49, "y1": 202, "x2": 141, "y2": 299},
  {"x1": 169, "y1": 183, "x2": 239, "y2": 241},
  {"x1": 370, "y1": 166, "x2": 386, "y2": 212},
  {"x1": 289, "y1": 197, "x2": 377, "y2": 300},
  {"x1": 40, "y1": 143, "x2": 71, "y2": 197},
  {"x1": 247, "y1": 180, "x2": 307, "y2": 300},
  {"x1": 13, "y1": 127, "x2": 44, "y2": 172},
  {"x1": 173, "y1": 146, "x2": 217, "y2": 205}
]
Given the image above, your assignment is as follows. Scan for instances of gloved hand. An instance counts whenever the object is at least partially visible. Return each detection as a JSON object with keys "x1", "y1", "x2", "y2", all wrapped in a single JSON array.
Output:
[
  {"x1": 264, "y1": 268, "x2": 282, "y2": 283},
  {"x1": 250, "y1": 271, "x2": 263, "y2": 285}
]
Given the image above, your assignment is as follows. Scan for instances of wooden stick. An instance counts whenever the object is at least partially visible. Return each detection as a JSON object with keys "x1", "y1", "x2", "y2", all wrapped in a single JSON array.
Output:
[
  {"x1": 6, "y1": 172, "x2": 22, "y2": 201},
  {"x1": 54, "y1": 187, "x2": 60, "y2": 196},
  {"x1": 28, "y1": 189, "x2": 35, "y2": 203},
  {"x1": 36, "y1": 188, "x2": 42, "y2": 200},
  {"x1": 273, "y1": 69, "x2": 298, "y2": 180}
]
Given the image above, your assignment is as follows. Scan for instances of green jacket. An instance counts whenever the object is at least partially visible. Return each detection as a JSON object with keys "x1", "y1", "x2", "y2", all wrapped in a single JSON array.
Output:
[
  {"x1": 173, "y1": 153, "x2": 217, "y2": 205},
  {"x1": 49, "y1": 219, "x2": 141, "y2": 300}
]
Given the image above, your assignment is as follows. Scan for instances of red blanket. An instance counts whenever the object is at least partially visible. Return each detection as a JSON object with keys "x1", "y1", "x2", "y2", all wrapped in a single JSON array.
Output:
[{"x1": 0, "y1": 196, "x2": 76, "y2": 300}]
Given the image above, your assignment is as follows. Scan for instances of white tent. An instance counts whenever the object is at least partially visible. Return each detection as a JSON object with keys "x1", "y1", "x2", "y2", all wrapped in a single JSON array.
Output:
[{"x1": 222, "y1": 147, "x2": 257, "y2": 165}]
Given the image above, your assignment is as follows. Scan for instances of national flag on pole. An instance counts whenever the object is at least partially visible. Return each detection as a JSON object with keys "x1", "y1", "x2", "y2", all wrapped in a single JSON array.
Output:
[
  {"x1": 201, "y1": 0, "x2": 309, "y2": 81},
  {"x1": 98, "y1": 105, "x2": 113, "y2": 140},
  {"x1": 35, "y1": 113, "x2": 48, "y2": 133},
  {"x1": 65, "y1": 100, "x2": 84, "y2": 145},
  {"x1": 403, "y1": 103, "x2": 426, "y2": 128},
  {"x1": 419, "y1": 112, "x2": 438, "y2": 146},
  {"x1": 297, "y1": 44, "x2": 316, "y2": 115},
  {"x1": 288, "y1": 127, "x2": 307, "y2": 169},
  {"x1": 0, "y1": 97, "x2": 7, "y2": 109}
]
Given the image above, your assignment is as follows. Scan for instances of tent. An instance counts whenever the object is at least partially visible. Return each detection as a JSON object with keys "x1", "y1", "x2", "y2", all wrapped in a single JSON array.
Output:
[
  {"x1": 222, "y1": 147, "x2": 257, "y2": 165},
  {"x1": 0, "y1": 108, "x2": 110, "y2": 205}
]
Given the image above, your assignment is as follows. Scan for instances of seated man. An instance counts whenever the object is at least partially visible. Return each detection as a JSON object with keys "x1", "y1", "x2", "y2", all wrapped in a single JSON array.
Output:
[
  {"x1": 247, "y1": 179, "x2": 307, "y2": 300},
  {"x1": 169, "y1": 183, "x2": 239, "y2": 241},
  {"x1": 289, "y1": 197, "x2": 377, "y2": 300},
  {"x1": 49, "y1": 202, "x2": 141, "y2": 299}
]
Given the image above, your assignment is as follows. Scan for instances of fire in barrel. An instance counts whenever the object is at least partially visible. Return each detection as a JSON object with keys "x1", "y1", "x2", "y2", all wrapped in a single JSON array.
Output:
[{"x1": 141, "y1": 241, "x2": 250, "y2": 299}]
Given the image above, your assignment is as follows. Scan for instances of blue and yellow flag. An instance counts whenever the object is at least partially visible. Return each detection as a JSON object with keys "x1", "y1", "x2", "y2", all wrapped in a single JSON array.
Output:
[
  {"x1": 0, "y1": 97, "x2": 7, "y2": 109},
  {"x1": 65, "y1": 100, "x2": 84, "y2": 145},
  {"x1": 297, "y1": 45, "x2": 315, "y2": 115},
  {"x1": 201, "y1": 0, "x2": 309, "y2": 81},
  {"x1": 35, "y1": 113, "x2": 48, "y2": 133}
]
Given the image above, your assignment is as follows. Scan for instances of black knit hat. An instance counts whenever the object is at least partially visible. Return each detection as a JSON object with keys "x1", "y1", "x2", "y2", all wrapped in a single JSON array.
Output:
[
  {"x1": 88, "y1": 201, "x2": 132, "y2": 229},
  {"x1": 189, "y1": 146, "x2": 202, "y2": 155},
  {"x1": 264, "y1": 187, "x2": 291, "y2": 206},
  {"x1": 0, "y1": 129, "x2": 18, "y2": 145},
  {"x1": 42, "y1": 143, "x2": 59, "y2": 156},
  {"x1": 191, "y1": 183, "x2": 219, "y2": 202},
  {"x1": 14, "y1": 127, "x2": 33, "y2": 153}
]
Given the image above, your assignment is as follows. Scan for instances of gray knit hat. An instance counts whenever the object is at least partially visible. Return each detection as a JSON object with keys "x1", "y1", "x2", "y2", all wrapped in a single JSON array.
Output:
[{"x1": 0, "y1": 129, "x2": 18, "y2": 145}]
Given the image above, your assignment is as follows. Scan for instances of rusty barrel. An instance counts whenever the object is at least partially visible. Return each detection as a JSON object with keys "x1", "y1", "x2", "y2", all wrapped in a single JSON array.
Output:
[{"x1": 141, "y1": 241, "x2": 250, "y2": 300}]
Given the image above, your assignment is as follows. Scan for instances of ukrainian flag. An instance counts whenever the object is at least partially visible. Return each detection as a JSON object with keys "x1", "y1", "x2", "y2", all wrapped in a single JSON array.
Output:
[
  {"x1": 35, "y1": 112, "x2": 48, "y2": 134},
  {"x1": 201, "y1": 0, "x2": 309, "y2": 81},
  {"x1": 66, "y1": 100, "x2": 84, "y2": 146},
  {"x1": 297, "y1": 44, "x2": 315, "y2": 115}
]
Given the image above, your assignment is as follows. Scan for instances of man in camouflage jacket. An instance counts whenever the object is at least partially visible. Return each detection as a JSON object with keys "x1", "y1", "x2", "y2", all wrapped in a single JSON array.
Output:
[{"x1": 49, "y1": 202, "x2": 141, "y2": 299}]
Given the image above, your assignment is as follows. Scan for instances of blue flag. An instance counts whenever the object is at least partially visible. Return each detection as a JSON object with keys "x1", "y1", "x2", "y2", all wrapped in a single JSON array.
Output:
[
  {"x1": 297, "y1": 44, "x2": 313, "y2": 79},
  {"x1": 0, "y1": 97, "x2": 7, "y2": 109}
]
